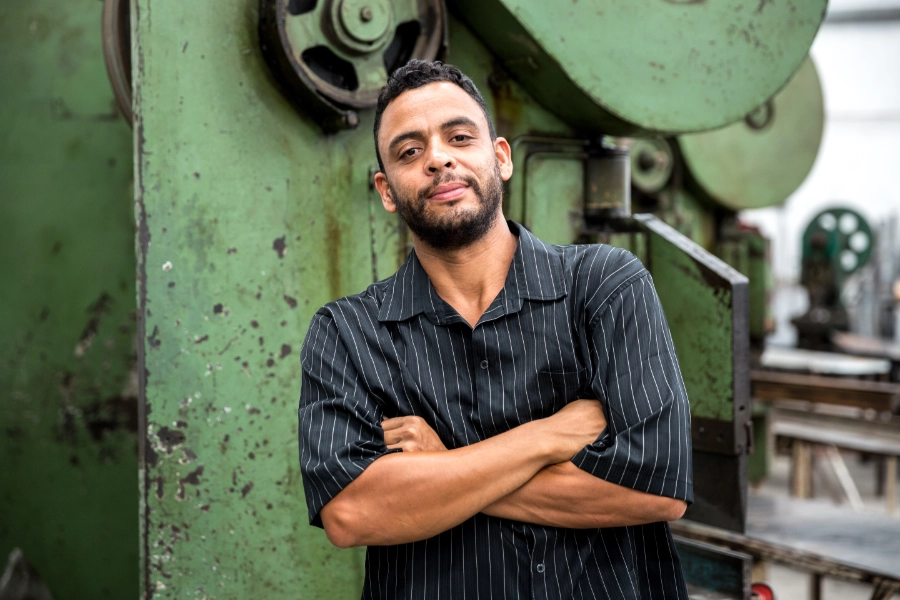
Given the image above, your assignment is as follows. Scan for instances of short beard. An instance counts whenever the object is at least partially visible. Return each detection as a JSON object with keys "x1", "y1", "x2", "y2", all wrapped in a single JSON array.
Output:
[{"x1": 388, "y1": 161, "x2": 504, "y2": 251}]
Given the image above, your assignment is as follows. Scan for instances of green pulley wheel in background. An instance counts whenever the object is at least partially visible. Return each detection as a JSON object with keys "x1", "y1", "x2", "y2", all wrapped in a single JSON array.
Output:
[
  {"x1": 259, "y1": 0, "x2": 446, "y2": 132},
  {"x1": 452, "y1": 0, "x2": 826, "y2": 135},
  {"x1": 624, "y1": 138, "x2": 675, "y2": 195},
  {"x1": 803, "y1": 207, "x2": 874, "y2": 277},
  {"x1": 677, "y1": 56, "x2": 825, "y2": 212}
]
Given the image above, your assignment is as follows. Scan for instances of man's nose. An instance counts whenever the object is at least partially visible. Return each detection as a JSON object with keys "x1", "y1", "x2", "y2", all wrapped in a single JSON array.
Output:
[{"x1": 425, "y1": 141, "x2": 456, "y2": 173}]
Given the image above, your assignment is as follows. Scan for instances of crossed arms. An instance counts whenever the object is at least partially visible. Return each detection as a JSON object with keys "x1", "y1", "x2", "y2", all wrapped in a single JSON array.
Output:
[{"x1": 319, "y1": 401, "x2": 687, "y2": 549}]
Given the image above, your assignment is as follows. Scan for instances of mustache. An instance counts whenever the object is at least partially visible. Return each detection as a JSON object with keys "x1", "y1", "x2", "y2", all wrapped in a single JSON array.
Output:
[{"x1": 419, "y1": 173, "x2": 479, "y2": 200}]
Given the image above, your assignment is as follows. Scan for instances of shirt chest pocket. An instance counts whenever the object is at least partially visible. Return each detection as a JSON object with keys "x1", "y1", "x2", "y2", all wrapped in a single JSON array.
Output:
[{"x1": 532, "y1": 368, "x2": 588, "y2": 419}]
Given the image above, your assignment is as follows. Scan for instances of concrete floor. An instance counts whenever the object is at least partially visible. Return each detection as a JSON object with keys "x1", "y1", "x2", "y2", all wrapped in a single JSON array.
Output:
[{"x1": 751, "y1": 451, "x2": 899, "y2": 600}]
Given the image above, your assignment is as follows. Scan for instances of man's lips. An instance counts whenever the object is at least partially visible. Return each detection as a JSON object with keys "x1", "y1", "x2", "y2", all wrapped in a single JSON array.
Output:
[{"x1": 428, "y1": 183, "x2": 468, "y2": 202}]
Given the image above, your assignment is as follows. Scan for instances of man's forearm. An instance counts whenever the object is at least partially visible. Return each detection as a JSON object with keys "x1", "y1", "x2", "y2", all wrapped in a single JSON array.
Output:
[
  {"x1": 320, "y1": 400, "x2": 607, "y2": 548},
  {"x1": 481, "y1": 461, "x2": 687, "y2": 529},
  {"x1": 321, "y1": 423, "x2": 551, "y2": 547}
]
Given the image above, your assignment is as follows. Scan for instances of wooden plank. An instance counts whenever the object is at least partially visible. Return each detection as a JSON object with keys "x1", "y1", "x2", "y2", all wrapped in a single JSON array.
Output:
[
  {"x1": 774, "y1": 421, "x2": 900, "y2": 456},
  {"x1": 751, "y1": 369, "x2": 900, "y2": 412},
  {"x1": 791, "y1": 440, "x2": 812, "y2": 498},
  {"x1": 770, "y1": 407, "x2": 900, "y2": 455}
]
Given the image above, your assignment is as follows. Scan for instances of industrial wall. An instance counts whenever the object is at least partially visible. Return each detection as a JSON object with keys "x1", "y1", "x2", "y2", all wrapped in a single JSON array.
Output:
[{"x1": 0, "y1": 0, "x2": 139, "y2": 598}]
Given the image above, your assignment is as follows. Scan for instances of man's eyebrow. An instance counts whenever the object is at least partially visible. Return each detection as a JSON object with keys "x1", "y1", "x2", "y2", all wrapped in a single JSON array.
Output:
[
  {"x1": 388, "y1": 130, "x2": 423, "y2": 154},
  {"x1": 440, "y1": 116, "x2": 479, "y2": 131},
  {"x1": 387, "y1": 117, "x2": 481, "y2": 154}
]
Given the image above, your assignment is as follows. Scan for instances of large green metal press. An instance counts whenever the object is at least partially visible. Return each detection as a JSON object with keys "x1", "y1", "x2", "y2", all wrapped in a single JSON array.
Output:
[{"x1": 1, "y1": 0, "x2": 826, "y2": 597}]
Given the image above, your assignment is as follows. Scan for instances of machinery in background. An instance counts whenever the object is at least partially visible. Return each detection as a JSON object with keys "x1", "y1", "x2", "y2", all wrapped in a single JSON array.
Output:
[{"x1": 793, "y1": 207, "x2": 874, "y2": 351}]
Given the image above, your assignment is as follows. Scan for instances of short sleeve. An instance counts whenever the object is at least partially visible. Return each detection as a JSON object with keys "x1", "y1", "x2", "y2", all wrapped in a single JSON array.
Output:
[
  {"x1": 572, "y1": 272, "x2": 694, "y2": 503},
  {"x1": 298, "y1": 312, "x2": 390, "y2": 527}
]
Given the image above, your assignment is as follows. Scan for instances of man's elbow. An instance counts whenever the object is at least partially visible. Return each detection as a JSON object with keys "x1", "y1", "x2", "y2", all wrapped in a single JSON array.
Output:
[
  {"x1": 321, "y1": 500, "x2": 362, "y2": 549},
  {"x1": 663, "y1": 498, "x2": 687, "y2": 522}
]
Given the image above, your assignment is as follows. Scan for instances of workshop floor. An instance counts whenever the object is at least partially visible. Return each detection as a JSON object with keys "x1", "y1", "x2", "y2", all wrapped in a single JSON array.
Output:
[{"x1": 752, "y1": 451, "x2": 900, "y2": 599}]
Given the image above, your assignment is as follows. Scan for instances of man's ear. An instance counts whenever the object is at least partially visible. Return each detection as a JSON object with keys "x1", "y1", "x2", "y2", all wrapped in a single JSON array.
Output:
[
  {"x1": 373, "y1": 171, "x2": 397, "y2": 213},
  {"x1": 494, "y1": 137, "x2": 514, "y2": 182}
]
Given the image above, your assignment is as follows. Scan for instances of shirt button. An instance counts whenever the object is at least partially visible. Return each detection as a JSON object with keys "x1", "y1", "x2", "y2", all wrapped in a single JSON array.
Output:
[
  {"x1": 536, "y1": 563, "x2": 545, "y2": 573},
  {"x1": 480, "y1": 359, "x2": 489, "y2": 370}
]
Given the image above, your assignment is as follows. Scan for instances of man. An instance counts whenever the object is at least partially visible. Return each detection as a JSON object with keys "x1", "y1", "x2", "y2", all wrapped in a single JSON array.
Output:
[{"x1": 299, "y1": 60, "x2": 693, "y2": 599}]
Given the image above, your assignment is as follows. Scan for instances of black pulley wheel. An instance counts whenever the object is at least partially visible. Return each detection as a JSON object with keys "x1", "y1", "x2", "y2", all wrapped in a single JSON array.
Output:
[{"x1": 259, "y1": 0, "x2": 446, "y2": 132}]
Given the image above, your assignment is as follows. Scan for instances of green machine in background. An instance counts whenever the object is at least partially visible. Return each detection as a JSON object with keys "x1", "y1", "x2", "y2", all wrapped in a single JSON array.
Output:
[
  {"x1": 793, "y1": 207, "x2": 874, "y2": 350},
  {"x1": 1, "y1": 0, "x2": 828, "y2": 597}
]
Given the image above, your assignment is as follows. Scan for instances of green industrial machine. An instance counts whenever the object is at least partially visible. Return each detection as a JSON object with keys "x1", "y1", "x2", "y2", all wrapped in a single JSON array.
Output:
[
  {"x1": 793, "y1": 207, "x2": 875, "y2": 350},
  {"x1": 1, "y1": 0, "x2": 828, "y2": 597}
]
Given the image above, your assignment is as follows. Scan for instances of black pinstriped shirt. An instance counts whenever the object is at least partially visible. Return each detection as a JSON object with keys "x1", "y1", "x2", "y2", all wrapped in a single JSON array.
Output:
[{"x1": 299, "y1": 221, "x2": 693, "y2": 599}]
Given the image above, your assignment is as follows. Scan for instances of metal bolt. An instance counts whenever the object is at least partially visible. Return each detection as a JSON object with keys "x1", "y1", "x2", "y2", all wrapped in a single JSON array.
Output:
[{"x1": 360, "y1": 6, "x2": 373, "y2": 21}]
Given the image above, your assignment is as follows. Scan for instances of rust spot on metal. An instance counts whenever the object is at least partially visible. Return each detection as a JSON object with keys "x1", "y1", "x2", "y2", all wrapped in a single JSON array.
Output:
[
  {"x1": 213, "y1": 303, "x2": 223, "y2": 314},
  {"x1": 75, "y1": 292, "x2": 113, "y2": 356},
  {"x1": 168, "y1": 281, "x2": 175, "y2": 288},
  {"x1": 279, "y1": 344, "x2": 292, "y2": 359},
  {"x1": 83, "y1": 395, "x2": 139, "y2": 441},
  {"x1": 194, "y1": 335, "x2": 208, "y2": 344},
  {"x1": 227, "y1": 247, "x2": 237, "y2": 254},
  {"x1": 325, "y1": 211, "x2": 343, "y2": 300},
  {"x1": 250, "y1": 320, "x2": 259, "y2": 328},
  {"x1": 486, "y1": 62, "x2": 523, "y2": 138},
  {"x1": 156, "y1": 426, "x2": 186, "y2": 453},
  {"x1": 153, "y1": 476, "x2": 164, "y2": 499},
  {"x1": 266, "y1": 358, "x2": 275, "y2": 367},
  {"x1": 258, "y1": 336, "x2": 264, "y2": 346},
  {"x1": 247, "y1": 406, "x2": 260, "y2": 415},
  {"x1": 283, "y1": 295, "x2": 297, "y2": 309},
  {"x1": 147, "y1": 325, "x2": 160, "y2": 349},
  {"x1": 199, "y1": 504, "x2": 210, "y2": 512},
  {"x1": 145, "y1": 440, "x2": 159, "y2": 468},
  {"x1": 241, "y1": 482, "x2": 254, "y2": 498},
  {"x1": 182, "y1": 466, "x2": 203, "y2": 484},
  {"x1": 272, "y1": 236, "x2": 287, "y2": 258}
]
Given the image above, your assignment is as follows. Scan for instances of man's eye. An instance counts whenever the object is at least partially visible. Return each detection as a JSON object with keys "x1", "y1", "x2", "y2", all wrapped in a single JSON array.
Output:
[{"x1": 452, "y1": 135, "x2": 470, "y2": 142}]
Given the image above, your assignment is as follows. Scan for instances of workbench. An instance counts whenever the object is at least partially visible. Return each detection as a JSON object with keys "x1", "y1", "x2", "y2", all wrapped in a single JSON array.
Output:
[{"x1": 672, "y1": 493, "x2": 900, "y2": 600}]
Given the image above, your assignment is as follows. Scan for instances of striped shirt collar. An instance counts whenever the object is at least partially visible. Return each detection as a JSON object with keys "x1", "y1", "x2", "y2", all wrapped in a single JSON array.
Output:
[{"x1": 377, "y1": 220, "x2": 567, "y2": 324}]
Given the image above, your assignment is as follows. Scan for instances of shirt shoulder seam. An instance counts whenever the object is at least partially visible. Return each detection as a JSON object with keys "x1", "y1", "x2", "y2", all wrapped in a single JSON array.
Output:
[{"x1": 587, "y1": 269, "x2": 652, "y2": 328}]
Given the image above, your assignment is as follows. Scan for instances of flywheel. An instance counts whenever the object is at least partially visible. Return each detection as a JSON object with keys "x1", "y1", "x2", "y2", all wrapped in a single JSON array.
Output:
[{"x1": 259, "y1": 0, "x2": 446, "y2": 132}]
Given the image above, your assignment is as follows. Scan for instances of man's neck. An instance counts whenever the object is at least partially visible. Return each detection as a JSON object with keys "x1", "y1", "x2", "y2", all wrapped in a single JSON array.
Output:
[{"x1": 413, "y1": 215, "x2": 518, "y2": 328}]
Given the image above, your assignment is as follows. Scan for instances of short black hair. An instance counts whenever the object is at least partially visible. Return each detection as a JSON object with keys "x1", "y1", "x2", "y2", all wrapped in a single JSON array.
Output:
[{"x1": 373, "y1": 60, "x2": 496, "y2": 172}]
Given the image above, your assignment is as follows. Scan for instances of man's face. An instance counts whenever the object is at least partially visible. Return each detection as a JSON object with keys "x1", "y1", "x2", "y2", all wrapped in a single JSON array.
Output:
[{"x1": 374, "y1": 82, "x2": 513, "y2": 250}]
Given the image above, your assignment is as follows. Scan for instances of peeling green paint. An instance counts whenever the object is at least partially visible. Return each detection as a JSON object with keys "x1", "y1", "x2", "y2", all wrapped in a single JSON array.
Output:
[{"x1": 0, "y1": 1, "x2": 139, "y2": 597}]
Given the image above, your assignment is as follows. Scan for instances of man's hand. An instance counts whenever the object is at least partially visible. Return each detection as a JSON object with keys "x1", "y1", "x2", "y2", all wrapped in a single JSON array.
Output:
[
  {"x1": 382, "y1": 416, "x2": 448, "y2": 452},
  {"x1": 539, "y1": 399, "x2": 607, "y2": 463}
]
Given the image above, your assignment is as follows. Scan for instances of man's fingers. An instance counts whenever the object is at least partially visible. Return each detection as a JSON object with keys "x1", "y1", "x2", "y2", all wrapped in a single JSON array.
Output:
[
  {"x1": 386, "y1": 440, "x2": 420, "y2": 452},
  {"x1": 381, "y1": 417, "x2": 406, "y2": 431},
  {"x1": 383, "y1": 429, "x2": 403, "y2": 446}
]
